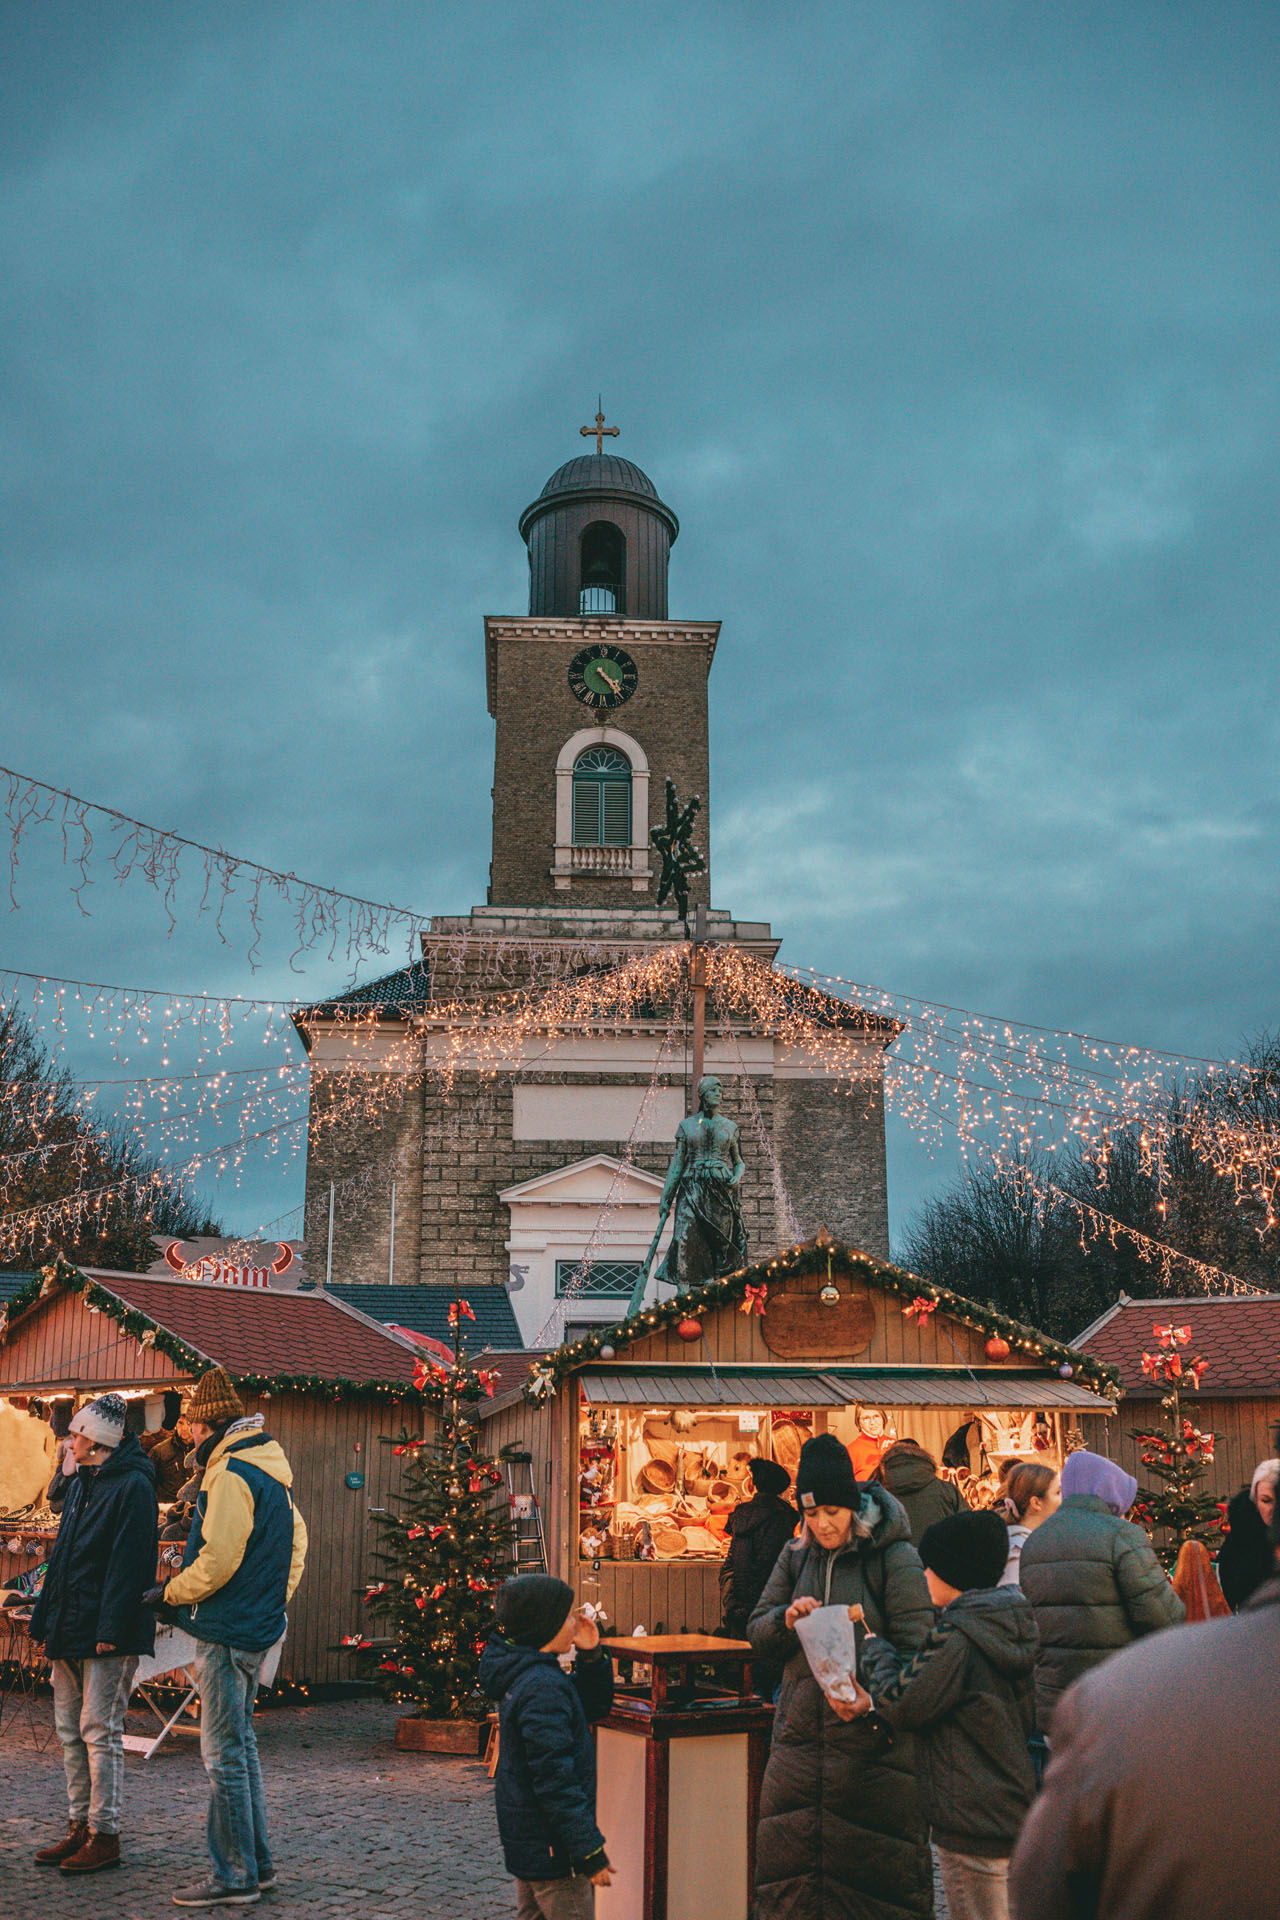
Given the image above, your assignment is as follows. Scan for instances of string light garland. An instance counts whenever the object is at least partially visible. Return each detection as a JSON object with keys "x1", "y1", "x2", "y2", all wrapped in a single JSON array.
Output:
[{"x1": 1, "y1": 764, "x2": 429, "y2": 969}]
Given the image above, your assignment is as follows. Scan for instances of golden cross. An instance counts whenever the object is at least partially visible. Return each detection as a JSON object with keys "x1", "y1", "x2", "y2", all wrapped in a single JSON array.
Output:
[{"x1": 580, "y1": 404, "x2": 619, "y2": 456}]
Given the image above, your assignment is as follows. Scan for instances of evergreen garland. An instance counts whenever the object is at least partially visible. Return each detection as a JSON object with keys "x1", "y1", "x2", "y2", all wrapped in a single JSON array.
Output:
[{"x1": 526, "y1": 1236, "x2": 1119, "y2": 1398}]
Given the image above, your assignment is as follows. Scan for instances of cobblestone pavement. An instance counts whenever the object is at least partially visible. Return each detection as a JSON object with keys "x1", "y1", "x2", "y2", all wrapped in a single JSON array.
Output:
[
  {"x1": 0, "y1": 1693, "x2": 512, "y2": 1920},
  {"x1": 0, "y1": 1693, "x2": 951, "y2": 1919}
]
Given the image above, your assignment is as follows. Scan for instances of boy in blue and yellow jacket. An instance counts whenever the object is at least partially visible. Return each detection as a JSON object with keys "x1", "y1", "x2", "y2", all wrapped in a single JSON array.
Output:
[{"x1": 480, "y1": 1574, "x2": 614, "y2": 1920}]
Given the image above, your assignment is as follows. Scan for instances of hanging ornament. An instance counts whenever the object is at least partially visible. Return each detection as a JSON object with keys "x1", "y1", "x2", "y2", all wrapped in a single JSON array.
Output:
[
  {"x1": 598, "y1": 1344, "x2": 616, "y2": 1362},
  {"x1": 676, "y1": 1316, "x2": 702, "y2": 1342},
  {"x1": 819, "y1": 1283, "x2": 839, "y2": 1306},
  {"x1": 1058, "y1": 1363, "x2": 1074, "y2": 1379},
  {"x1": 984, "y1": 1336, "x2": 1011, "y2": 1361}
]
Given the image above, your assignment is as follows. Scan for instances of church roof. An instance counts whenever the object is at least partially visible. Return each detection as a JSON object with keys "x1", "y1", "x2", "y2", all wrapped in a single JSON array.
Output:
[
  {"x1": 538, "y1": 454, "x2": 660, "y2": 500},
  {"x1": 294, "y1": 962, "x2": 432, "y2": 1030},
  {"x1": 325, "y1": 1283, "x2": 524, "y2": 1352}
]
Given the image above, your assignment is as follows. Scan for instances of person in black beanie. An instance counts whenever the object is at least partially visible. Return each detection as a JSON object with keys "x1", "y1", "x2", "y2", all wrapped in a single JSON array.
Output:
[
  {"x1": 747, "y1": 1430, "x2": 935, "y2": 1920},
  {"x1": 718, "y1": 1457, "x2": 797, "y2": 1658},
  {"x1": 480, "y1": 1575, "x2": 615, "y2": 1919},
  {"x1": 847, "y1": 1508, "x2": 1039, "y2": 1920}
]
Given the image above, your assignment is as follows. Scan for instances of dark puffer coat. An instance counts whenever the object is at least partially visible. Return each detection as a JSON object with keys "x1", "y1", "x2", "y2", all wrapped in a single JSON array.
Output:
[
  {"x1": 1018, "y1": 1493, "x2": 1184, "y2": 1733},
  {"x1": 879, "y1": 1449, "x2": 962, "y2": 1544},
  {"x1": 1216, "y1": 1489, "x2": 1277, "y2": 1611},
  {"x1": 479, "y1": 1636, "x2": 614, "y2": 1881},
  {"x1": 747, "y1": 1485, "x2": 935, "y2": 1920},
  {"x1": 29, "y1": 1433, "x2": 158, "y2": 1660},
  {"x1": 719, "y1": 1492, "x2": 798, "y2": 1637},
  {"x1": 877, "y1": 1585, "x2": 1038, "y2": 1857}
]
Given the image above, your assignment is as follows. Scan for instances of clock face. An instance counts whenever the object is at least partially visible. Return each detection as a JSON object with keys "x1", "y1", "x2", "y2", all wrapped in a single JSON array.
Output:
[{"x1": 568, "y1": 644, "x2": 638, "y2": 711}]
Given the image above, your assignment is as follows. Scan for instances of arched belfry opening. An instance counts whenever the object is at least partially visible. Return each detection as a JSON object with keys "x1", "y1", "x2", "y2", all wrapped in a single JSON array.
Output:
[
  {"x1": 519, "y1": 449, "x2": 678, "y2": 620},
  {"x1": 579, "y1": 521, "x2": 625, "y2": 614}
]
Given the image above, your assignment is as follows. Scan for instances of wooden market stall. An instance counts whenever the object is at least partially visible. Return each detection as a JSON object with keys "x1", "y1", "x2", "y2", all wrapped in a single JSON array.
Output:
[
  {"x1": 1073, "y1": 1292, "x2": 1280, "y2": 1497},
  {"x1": 482, "y1": 1237, "x2": 1120, "y2": 1632},
  {"x1": 0, "y1": 1259, "x2": 429, "y2": 1686}
]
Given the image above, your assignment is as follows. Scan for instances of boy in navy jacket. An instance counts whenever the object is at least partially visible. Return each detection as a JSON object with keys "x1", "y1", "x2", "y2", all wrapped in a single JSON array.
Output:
[{"x1": 480, "y1": 1574, "x2": 615, "y2": 1920}]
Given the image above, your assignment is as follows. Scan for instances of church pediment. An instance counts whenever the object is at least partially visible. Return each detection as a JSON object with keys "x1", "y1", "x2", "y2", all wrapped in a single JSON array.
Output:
[{"x1": 500, "y1": 1155, "x2": 664, "y2": 1209}]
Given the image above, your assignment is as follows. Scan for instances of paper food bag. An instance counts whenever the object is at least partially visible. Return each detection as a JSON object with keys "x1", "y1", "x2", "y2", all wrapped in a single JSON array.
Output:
[{"x1": 794, "y1": 1604, "x2": 862, "y2": 1703}]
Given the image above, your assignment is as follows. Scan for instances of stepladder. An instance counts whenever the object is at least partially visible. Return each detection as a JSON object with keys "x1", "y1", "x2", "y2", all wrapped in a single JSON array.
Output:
[{"x1": 502, "y1": 1447, "x2": 547, "y2": 1575}]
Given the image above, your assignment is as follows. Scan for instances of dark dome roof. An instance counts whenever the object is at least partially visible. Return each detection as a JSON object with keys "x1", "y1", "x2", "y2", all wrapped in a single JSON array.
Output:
[{"x1": 538, "y1": 454, "x2": 659, "y2": 500}]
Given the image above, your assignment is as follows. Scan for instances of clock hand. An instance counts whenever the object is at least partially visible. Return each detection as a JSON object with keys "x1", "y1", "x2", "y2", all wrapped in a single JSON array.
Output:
[{"x1": 596, "y1": 664, "x2": 621, "y2": 692}]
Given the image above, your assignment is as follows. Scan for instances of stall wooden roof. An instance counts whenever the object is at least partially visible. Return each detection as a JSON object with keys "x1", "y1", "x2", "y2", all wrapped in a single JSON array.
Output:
[
  {"x1": 576, "y1": 1365, "x2": 1114, "y2": 1411},
  {"x1": 1074, "y1": 1293, "x2": 1280, "y2": 1397},
  {"x1": 0, "y1": 1264, "x2": 422, "y2": 1393}
]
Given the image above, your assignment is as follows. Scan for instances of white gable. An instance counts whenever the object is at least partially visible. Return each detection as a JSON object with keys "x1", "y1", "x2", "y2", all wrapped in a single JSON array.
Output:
[{"x1": 500, "y1": 1154, "x2": 670, "y2": 1346}]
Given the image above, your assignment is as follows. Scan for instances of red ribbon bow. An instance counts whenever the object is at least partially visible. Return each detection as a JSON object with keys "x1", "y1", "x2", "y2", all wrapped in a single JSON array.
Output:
[
  {"x1": 448, "y1": 1300, "x2": 476, "y2": 1328},
  {"x1": 740, "y1": 1283, "x2": 768, "y2": 1316},
  {"x1": 903, "y1": 1296, "x2": 938, "y2": 1326}
]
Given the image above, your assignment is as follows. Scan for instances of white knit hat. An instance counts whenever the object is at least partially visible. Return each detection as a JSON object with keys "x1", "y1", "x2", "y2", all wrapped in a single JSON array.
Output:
[{"x1": 69, "y1": 1393, "x2": 128, "y2": 1450}]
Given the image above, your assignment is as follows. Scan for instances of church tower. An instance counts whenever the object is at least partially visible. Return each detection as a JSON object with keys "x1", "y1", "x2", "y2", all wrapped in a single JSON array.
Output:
[
  {"x1": 486, "y1": 418, "x2": 716, "y2": 908},
  {"x1": 298, "y1": 421, "x2": 895, "y2": 1347}
]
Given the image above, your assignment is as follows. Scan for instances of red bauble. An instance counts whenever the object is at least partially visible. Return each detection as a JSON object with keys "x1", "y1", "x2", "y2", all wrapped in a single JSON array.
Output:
[
  {"x1": 676, "y1": 1316, "x2": 703, "y2": 1342},
  {"x1": 984, "y1": 1336, "x2": 1011, "y2": 1361}
]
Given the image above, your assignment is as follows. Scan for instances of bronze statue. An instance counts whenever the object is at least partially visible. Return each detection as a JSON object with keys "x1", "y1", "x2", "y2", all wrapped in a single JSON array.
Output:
[{"x1": 628, "y1": 1075, "x2": 748, "y2": 1316}]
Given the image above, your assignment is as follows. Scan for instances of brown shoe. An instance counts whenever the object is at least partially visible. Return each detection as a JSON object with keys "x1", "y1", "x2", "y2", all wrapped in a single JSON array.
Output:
[
  {"x1": 35, "y1": 1821, "x2": 89, "y2": 1865},
  {"x1": 60, "y1": 1831, "x2": 121, "y2": 1874}
]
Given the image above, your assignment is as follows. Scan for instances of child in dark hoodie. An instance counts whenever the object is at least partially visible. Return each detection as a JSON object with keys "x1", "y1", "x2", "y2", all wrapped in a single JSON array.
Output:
[
  {"x1": 849, "y1": 1509, "x2": 1039, "y2": 1920},
  {"x1": 479, "y1": 1574, "x2": 615, "y2": 1920}
]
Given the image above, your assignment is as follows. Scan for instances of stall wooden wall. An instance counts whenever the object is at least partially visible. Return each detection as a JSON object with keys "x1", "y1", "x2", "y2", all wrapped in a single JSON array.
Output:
[
  {"x1": 240, "y1": 1390, "x2": 424, "y2": 1687},
  {"x1": 0, "y1": 1290, "x2": 188, "y2": 1393},
  {"x1": 620, "y1": 1271, "x2": 1023, "y2": 1372},
  {"x1": 1082, "y1": 1394, "x2": 1280, "y2": 1506}
]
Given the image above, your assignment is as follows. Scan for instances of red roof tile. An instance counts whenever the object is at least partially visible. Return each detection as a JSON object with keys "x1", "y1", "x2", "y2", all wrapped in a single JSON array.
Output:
[
  {"x1": 1075, "y1": 1295, "x2": 1280, "y2": 1396},
  {"x1": 85, "y1": 1272, "x2": 419, "y2": 1386}
]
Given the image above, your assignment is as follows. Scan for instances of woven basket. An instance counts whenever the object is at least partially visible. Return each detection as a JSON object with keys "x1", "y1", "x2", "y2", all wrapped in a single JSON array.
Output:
[{"x1": 639, "y1": 1459, "x2": 677, "y2": 1494}]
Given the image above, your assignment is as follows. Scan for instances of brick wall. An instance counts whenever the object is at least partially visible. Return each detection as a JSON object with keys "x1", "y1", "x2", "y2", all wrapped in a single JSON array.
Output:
[
  {"x1": 772, "y1": 1070, "x2": 891, "y2": 1259},
  {"x1": 488, "y1": 621, "x2": 713, "y2": 909},
  {"x1": 302, "y1": 1040, "x2": 891, "y2": 1291}
]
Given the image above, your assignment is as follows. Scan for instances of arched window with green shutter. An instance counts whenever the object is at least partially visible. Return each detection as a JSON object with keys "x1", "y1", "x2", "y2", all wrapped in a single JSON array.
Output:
[{"x1": 572, "y1": 746, "x2": 632, "y2": 846}]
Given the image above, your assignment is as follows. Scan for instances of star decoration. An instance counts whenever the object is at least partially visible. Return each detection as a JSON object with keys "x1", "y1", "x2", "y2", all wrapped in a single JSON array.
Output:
[{"x1": 651, "y1": 779, "x2": 706, "y2": 924}]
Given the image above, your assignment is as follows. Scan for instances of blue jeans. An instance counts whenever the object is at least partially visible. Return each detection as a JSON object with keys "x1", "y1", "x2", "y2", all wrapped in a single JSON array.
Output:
[
  {"x1": 193, "y1": 1641, "x2": 272, "y2": 1892},
  {"x1": 51, "y1": 1655, "x2": 138, "y2": 1836}
]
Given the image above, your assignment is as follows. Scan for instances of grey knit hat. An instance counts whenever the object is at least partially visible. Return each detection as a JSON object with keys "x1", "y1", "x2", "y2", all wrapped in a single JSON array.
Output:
[{"x1": 69, "y1": 1393, "x2": 128, "y2": 1450}]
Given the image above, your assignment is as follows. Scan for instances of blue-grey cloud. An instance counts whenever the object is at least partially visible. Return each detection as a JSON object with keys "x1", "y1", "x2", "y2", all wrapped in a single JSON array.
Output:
[{"x1": 2, "y1": 2, "x2": 1277, "y2": 1242}]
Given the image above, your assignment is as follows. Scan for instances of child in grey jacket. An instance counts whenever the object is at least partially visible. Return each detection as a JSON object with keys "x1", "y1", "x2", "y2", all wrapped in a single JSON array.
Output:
[{"x1": 850, "y1": 1509, "x2": 1039, "y2": 1920}]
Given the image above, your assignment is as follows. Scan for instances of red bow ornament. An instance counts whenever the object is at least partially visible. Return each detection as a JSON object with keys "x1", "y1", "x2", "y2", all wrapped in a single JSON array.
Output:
[
  {"x1": 1153, "y1": 1322, "x2": 1191, "y2": 1347},
  {"x1": 740, "y1": 1284, "x2": 768, "y2": 1316},
  {"x1": 903, "y1": 1296, "x2": 938, "y2": 1326},
  {"x1": 1185, "y1": 1357, "x2": 1208, "y2": 1390},
  {"x1": 448, "y1": 1300, "x2": 477, "y2": 1329}
]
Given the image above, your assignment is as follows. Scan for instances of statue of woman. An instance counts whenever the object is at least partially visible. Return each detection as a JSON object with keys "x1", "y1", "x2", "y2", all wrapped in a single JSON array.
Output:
[{"x1": 628, "y1": 1075, "x2": 748, "y2": 1315}]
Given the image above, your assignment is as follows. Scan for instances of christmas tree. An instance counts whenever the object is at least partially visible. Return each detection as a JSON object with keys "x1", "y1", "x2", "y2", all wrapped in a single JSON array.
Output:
[
  {"x1": 1129, "y1": 1320, "x2": 1222, "y2": 1561},
  {"x1": 361, "y1": 1307, "x2": 512, "y2": 1719}
]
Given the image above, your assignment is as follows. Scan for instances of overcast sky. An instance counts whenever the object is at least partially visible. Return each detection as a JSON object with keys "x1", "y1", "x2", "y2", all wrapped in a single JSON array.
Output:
[{"x1": 2, "y1": 3, "x2": 1277, "y2": 1246}]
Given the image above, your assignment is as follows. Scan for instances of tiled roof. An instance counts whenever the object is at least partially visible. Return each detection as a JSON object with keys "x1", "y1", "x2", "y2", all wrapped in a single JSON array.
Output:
[
  {"x1": 325, "y1": 1283, "x2": 524, "y2": 1351},
  {"x1": 82, "y1": 1271, "x2": 420, "y2": 1385},
  {"x1": 1074, "y1": 1295, "x2": 1280, "y2": 1396},
  {"x1": 0, "y1": 1272, "x2": 37, "y2": 1303},
  {"x1": 294, "y1": 962, "x2": 433, "y2": 1023}
]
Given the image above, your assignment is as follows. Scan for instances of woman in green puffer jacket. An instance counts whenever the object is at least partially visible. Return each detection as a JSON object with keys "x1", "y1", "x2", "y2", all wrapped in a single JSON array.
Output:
[
  {"x1": 1018, "y1": 1449, "x2": 1184, "y2": 1736},
  {"x1": 747, "y1": 1434, "x2": 935, "y2": 1920}
]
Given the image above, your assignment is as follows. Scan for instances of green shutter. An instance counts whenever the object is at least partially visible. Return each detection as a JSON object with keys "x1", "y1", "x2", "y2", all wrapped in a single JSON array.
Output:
[
  {"x1": 601, "y1": 778, "x2": 631, "y2": 845},
  {"x1": 572, "y1": 778, "x2": 600, "y2": 844}
]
